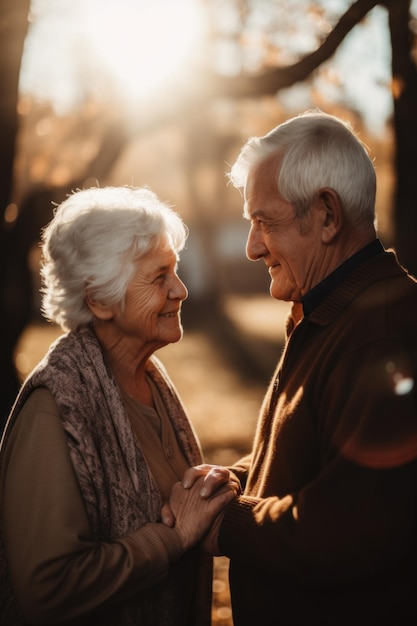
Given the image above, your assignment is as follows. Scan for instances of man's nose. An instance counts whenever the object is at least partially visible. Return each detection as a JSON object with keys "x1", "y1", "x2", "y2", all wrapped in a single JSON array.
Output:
[{"x1": 246, "y1": 226, "x2": 267, "y2": 261}]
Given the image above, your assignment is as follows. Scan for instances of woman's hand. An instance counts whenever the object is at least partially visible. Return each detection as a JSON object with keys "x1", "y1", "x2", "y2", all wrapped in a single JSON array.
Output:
[{"x1": 163, "y1": 474, "x2": 239, "y2": 551}]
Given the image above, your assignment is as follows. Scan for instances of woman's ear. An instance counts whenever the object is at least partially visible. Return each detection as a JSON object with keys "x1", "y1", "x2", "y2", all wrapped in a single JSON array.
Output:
[
  {"x1": 318, "y1": 188, "x2": 343, "y2": 244},
  {"x1": 85, "y1": 293, "x2": 114, "y2": 320}
]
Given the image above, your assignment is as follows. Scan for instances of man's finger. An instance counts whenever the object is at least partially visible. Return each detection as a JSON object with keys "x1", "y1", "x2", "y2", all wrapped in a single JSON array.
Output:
[{"x1": 161, "y1": 502, "x2": 175, "y2": 527}]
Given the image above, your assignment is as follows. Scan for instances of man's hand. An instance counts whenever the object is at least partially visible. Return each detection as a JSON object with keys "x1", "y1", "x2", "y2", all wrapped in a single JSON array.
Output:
[
  {"x1": 161, "y1": 464, "x2": 241, "y2": 527},
  {"x1": 182, "y1": 464, "x2": 241, "y2": 497}
]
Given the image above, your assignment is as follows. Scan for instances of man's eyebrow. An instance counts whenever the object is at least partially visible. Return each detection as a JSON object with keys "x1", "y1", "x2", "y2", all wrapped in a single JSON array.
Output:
[{"x1": 247, "y1": 208, "x2": 269, "y2": 220}]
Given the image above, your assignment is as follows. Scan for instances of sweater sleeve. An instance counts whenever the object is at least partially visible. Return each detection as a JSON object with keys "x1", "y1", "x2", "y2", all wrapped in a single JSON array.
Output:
[
  {"x1": 1, "y1": 388, "x2": 184, "y2": 623},
  {"x1": 226, "y1": 453, "x2": 251, "y2": 490}
]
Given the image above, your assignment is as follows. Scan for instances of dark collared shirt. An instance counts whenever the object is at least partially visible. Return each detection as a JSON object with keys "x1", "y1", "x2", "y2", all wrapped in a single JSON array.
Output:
[{"x1": 302, "y1": 239, "x2": 385, "y2": 317}]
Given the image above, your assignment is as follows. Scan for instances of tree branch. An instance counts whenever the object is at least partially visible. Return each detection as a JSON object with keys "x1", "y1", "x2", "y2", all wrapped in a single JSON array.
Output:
[{"x1": 207, "y1": 0, "x2": 382, "y2": 98}]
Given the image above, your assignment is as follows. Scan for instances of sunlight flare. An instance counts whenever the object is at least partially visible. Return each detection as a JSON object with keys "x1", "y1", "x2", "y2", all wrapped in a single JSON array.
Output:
[{"x1": 81, "y1": 0, "x2": 206, "y2": 101}]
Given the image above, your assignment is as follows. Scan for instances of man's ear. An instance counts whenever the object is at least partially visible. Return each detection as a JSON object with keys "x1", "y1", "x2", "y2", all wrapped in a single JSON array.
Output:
[
  {"x1": 318, "y1": 188, "x2": 343, "y2": 244},
  {"x1": 85, "y1": 293, "x2": 114, "y2": 320}
]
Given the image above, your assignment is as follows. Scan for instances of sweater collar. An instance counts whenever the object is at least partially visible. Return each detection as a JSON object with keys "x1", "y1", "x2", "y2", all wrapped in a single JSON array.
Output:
[
  {"x1": 304, "y1": 246, "x2": 405, "y2": 326},
  {"x1": 302, "y1": 239, "x2": 384, "y2": 317}
]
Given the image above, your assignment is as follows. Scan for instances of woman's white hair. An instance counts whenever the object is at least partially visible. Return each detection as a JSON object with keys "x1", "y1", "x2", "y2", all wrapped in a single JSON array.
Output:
[
  {"x1": 229, "y1": 110, "x2": 376, "y2": 227},
  {"x1": 40, "y1": 186, "x2": 188, "y2": 332}
]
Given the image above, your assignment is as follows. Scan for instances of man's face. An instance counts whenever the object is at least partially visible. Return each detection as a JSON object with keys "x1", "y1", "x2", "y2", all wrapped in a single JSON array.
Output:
[{"x1": 244, "y1": 154, "x2": 326, "y2": 302}]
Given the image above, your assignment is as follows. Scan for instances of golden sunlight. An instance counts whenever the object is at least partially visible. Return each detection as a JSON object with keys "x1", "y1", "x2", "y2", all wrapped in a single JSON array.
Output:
[{"x1": 81, "y1": 0, "x2": 206, "y2": 101}]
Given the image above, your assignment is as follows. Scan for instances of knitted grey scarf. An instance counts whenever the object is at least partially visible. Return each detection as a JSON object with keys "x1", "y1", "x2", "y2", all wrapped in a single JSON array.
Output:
[{"x1": 0, "y1": 326, "x2": 211, "y2": 626}]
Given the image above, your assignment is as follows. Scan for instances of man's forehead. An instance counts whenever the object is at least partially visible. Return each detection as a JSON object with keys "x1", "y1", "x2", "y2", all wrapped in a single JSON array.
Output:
[{"x1": 244, "y1": 153, "x2": 282, "y2": 203}]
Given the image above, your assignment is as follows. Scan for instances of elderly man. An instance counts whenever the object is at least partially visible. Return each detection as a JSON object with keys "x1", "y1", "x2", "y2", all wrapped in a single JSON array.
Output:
[{"x1": 171, "y1": 110, "x2": 417, "y2": 625}]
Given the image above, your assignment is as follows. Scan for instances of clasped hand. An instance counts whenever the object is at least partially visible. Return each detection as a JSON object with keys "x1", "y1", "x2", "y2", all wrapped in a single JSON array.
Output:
[{"x1": 161, "y1": 464, "x2": 241, "y2": 553}]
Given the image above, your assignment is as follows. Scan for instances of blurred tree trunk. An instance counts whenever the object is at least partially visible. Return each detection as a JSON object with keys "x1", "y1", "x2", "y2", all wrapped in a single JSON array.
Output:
[
  {"x1": 0, "y1": 0, "x2": 30, "y2": 428},
  {"x1": 386, "y1": 0, "x2": 417, "y2": 277}
]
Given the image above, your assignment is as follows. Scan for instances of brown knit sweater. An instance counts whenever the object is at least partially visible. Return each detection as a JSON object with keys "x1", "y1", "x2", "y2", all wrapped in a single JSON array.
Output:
[{"x1": 220, "y1": 250, "x2": 417, "y2": 625}]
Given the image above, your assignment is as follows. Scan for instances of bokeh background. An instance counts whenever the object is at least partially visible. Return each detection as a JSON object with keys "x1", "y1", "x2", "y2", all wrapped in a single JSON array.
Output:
[{"x1": 2, "y1": 1, "x2": 417, "y2": 623}]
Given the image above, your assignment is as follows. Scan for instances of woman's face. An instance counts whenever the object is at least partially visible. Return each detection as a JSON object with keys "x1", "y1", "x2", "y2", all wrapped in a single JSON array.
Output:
[{"x1": 110, "y1": 234, "x2": 188, "y2": 354}]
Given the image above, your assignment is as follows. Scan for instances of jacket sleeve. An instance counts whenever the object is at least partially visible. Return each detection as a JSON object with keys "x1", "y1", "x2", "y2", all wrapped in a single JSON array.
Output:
[{"x1": 1, "y1": 388, "x2": 184, "y2": 623}]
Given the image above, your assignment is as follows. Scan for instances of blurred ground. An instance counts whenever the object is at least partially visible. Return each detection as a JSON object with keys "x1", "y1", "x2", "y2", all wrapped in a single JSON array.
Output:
[{"x1": 14, "y1": 294, "x2": 290, "y2": 626}]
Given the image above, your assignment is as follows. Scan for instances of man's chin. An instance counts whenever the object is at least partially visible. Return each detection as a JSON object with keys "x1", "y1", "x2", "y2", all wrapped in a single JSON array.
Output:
[{"x1": 270, "y1": 282, "x2": 292, "y2": 302}]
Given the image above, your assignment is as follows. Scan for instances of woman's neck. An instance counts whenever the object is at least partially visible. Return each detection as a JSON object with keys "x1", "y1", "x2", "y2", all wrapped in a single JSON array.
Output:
[{"x1": 91, "y1": 322, "x2": 154, "y2": 407}]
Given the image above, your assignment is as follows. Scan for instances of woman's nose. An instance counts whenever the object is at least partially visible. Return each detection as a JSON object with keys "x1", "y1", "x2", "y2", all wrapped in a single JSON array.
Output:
[{"x1": 171, "y1": 275, "x2": 188, "y2": 301}]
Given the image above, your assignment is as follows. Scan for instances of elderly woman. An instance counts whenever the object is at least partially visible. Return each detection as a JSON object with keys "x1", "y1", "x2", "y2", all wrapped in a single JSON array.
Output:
[{"x1": 0, "y1": 186, "x2": 236, "y2": 626}]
